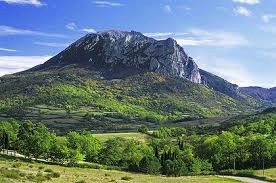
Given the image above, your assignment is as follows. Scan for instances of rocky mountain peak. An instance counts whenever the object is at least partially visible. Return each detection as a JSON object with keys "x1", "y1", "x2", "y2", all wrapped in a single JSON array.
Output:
[{"x1": 30, "y1": 30, "x2": 202, "y2": 83}]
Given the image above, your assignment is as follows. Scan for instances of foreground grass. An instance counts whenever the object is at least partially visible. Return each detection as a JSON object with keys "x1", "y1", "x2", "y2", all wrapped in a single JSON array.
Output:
[
  {"x1": 0, "y1": 156, "x2": 241, "y2": 183},
  {"x1": 254, "y1": 168, "x2": 276, "y2": 182}
]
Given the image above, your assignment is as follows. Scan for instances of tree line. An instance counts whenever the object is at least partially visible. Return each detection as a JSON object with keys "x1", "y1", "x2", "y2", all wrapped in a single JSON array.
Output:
[{"x1": 0, "y1": 118, "x2": 275, "y2": 177}]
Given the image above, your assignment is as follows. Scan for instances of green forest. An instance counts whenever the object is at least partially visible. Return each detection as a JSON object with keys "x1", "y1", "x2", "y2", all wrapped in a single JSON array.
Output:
[
  {"x1": 0, "y1": 110, "x2": 275, "y2": 178},
  {"x1": 0, "y1": 70, "x2": 261, "y2": 133}
]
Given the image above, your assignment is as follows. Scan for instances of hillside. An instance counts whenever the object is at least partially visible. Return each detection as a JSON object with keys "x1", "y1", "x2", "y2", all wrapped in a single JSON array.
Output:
[
  {"x1": 0, "y1": 30, "x2": 264, "y2": 133},
  {"x1": 240, "y1": 86, "x2": 276, "y2": 103},
  {"x1": 220, "y1": 107, "x2": 276, "y2": 132},
  {"x1": 0, "y1": 67, "x2": 260, "y2": 133}
]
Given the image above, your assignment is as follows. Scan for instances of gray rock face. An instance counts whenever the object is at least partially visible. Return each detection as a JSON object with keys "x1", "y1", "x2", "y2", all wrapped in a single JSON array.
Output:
[
  {"x1": 240, "y1": 87, "x2": 276, "y2": 103},
  {"x1": 34, "y1": 30, "x2": 201, "y2": 83}
]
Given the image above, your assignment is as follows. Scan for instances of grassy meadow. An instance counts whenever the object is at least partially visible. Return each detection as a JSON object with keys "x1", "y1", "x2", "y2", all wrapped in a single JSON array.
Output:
[
  {"x1": 0, "y1": 155, "x2": 241, "y2": 183},
  {"x1": 254, "y1": 168, "x2": 276, "y2": 182}
]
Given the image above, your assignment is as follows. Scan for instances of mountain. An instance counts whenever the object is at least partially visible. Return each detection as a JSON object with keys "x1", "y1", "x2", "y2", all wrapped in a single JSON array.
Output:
[
  {"x1": 28, "y1": 30, "x2": 247, "y2": 99},
  {"x1": 29, "y1": 30, "x2": 201, "y2": 83},
  {"x1": 240, "y1": 86, "x2": 276, "y2": 103},
  {"x1": 0, "y1": 30, "x2": 262, "y2": 133}
]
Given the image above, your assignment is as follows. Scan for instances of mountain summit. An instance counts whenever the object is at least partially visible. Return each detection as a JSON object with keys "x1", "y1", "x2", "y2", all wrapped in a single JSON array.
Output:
[
  {"x1": 30, "y1": 30, "x2": 201, "y2": 83},
  {"x1": 28, "y1": 30, "x2": 242, "y2": 98}
]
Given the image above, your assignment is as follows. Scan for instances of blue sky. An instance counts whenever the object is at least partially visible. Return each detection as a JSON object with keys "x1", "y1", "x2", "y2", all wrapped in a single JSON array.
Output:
[{"x1": 1, "y1": 0, "x2": 276, "y2": 87}]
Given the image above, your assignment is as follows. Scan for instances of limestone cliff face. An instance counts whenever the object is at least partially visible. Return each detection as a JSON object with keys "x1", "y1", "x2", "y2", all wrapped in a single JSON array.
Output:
[{"x1": 32, "y1": 30, "x2": 201, "y2": 83}]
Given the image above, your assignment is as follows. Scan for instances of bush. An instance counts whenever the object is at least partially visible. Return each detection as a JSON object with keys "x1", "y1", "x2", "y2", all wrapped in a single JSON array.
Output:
[
  {"x1": 138, "y1": 125, "x2": 149, "y2": 133},
  {"x1": 219, "y1": 169, "x2": 254, "y2": 176},
  {"x1": 50, "y1": 172, "x2": 61, "y2": 178},
  {"x1": 44, "y1": 168, "x2": 54, "y2": 173},
  {"x1": 75, "y1": 180, "x2": 86, "y2": 183},
  {"x1": 38, "y1": 166, "x2": 45, "y2": 170},
  {"x1": 121, "y1": 176, "x2": 133, "y2": 181},
  {"x1": 139, "y1": 156, "x2": 161, "y2": 175},
  {"x1": 162, "y1": 160, "x2": 188, "y2": 177},
  {"x1": 0, "y1": 167, "x2": 23, "y2": 179},
  {"x1": 12, "y1": 162, "x2": 22, "y2": 168}
]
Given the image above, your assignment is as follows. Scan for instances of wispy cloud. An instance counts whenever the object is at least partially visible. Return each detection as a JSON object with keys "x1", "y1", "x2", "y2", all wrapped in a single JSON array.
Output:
[
  {"x1": 234, "y1": 6, "x2": 252, "y2": 17},
  {"x1": 0, "y1": 25, "x2": 65, "y2": 38},
  {"x1": 82, "y1": 28, "x2": 96, "y2": 33},
  {"x1": 163, "y1": 5, "x2": 172, "y2": 13},
  {"x1": 144, "y1": 29, "x2": 249, "y2": 47},
  {"x1": 0, "y1": 0, "x2": 46, "y2": 7},
  {"x1": 0, "y1": 55, "x2": 51, "y2": 76},
  {"x1": 66, "y1": 22, "x2": 96, "y2": 34},
  {"x1": 232, "y1": 0, "x2": 260, "y2": 5},
  {"x1": 34, "y1": 42, "x2": 70, "y2": 48},
  {"x1": 262, "y1": 14, "x2": 276, "y2": 23},
  {"x1": 66, "y1": 22, "x2": 77, "y2": 31},
  {"x1": 92, "y1": 1, "x2": 124, "y2": 7},
  {"x1": 196, "y1": 55, "x2": 255, "y2": 86},
  {"x1": 0, "y1": 47, "x2": 17, "y2": 52},
  {"x1": 144, "y1": 32, "x2": 174, "y2": 37}
]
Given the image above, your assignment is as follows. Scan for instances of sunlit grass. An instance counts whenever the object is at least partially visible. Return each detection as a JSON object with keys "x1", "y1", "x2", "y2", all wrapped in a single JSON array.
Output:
[{"x1": 0, "y1": 156, "x2": 241, "y2": 183}]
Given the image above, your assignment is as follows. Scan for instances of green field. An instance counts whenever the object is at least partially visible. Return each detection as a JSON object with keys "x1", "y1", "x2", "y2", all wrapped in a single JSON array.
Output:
[
  {"x1": 92, "y1": 132, "x2": 149, "y2": 142},
  {"x1": 0, "y1": 155, "x2": 241, "y2": 183},
  {"x1": 254, "y1": 168, "x2": 276, "y2": 182}
]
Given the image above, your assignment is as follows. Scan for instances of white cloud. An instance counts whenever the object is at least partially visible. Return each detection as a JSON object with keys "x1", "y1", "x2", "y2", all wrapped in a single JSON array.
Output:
[
  {"x1": 34, "y1": 42, "x2": 70, "y2": 48},
  {"x1": 0, "y1": 47, "x2": 17, "y2": 52},
  {"x1": 144, "y1": 29, "x2": 248, "y2": 47},
  {"x1": 82, "y1": 28, "x2": 96, "y2": 33},
  {"x1": 232, "y1": 0, "x2": 260, "y2": 5},
  {"x1": 0, "y1": 0, "x2": 46, "y2": 6},
  {"x1": 262, "y1": 14, "x2": 276, "y2": 23},
  {"x1": 144, "y1": 32, "x2": 174, "y2": 37},
  {"x1": 66, "y1": 22, "x2": 77, "y2": 31},
  {"x1": 0, "y1": 25, "x2": 65, "y2": 38},
  {"x1": 196, "y1": 55, "x2": 255, "y2": 86},
  {"x1": 92, "y1": 1, "x2": 124, "y2": 7},
  {"x1": 188, "y1": 29, "x2": 249, "y2": 46},
  {"x1": 163, "y1": 5, "x2": 172, "y2": 13},
  {"x1": 66, "y1": 23, "x2": 97, "y2": 34},
  {"x1": 234, "y1": 6, "x2": 251, "y2": 17},
  {"x1": 0, "y1": 55, "x2": 51, "y2": 76}
]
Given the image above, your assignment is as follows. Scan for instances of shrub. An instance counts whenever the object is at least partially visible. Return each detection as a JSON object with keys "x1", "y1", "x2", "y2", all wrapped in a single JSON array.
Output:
[
  {"x1": 138, "y1": 125, "x2": 149, "y2": 133},
  {"x1": 12, "y1": 162, "x2": 22, "y2": 168},
  {"x1": 138, "y1": 156, "x2": 160, "y2": 175},
  {"x1": 75, "y1": 180, "x2": 86, "y2": 183},
  {"x1": 51, "y1": 172, "x2": 61, "y2": 178},
  {"x1": 121, "y1": 176, "x2": 133, "y2": 181},
  {"x1": 38, "y1": 166, "x2": 45, "y2": 170},
  {"x1": 219, "y1": 169, "x2": 254, "y2": 177},
  {"x1": 44, "y1": 168, "x2": 54, "y2": 173},
  {"x1": 5, "y1": 170, "x2": 20, "y2": 179},
  {"x1": 162, "y1": 160, "x2": 188, "y2": 177}
]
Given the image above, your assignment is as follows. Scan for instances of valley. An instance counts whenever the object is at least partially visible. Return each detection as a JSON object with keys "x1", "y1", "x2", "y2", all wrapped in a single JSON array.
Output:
[{"x1": 0, "y1": 30, "x2": 275, "y2": 183}]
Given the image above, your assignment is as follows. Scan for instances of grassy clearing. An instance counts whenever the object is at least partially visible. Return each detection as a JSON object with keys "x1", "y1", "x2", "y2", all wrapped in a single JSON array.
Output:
[
  {"x1": 92, "y1": 132, "x2": 150, "y2": 142},
  {"x1": 254, "y1": 168, "x2": 276, "y2": 182},
  {"x1": 0, "y1": 155, "x2": 241, "y2": 183}
]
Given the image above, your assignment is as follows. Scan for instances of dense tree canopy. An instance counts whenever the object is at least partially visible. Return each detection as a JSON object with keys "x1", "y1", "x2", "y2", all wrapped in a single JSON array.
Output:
[{"x1": 0, "y1": 116, "x2": 274, "y2": 177}]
